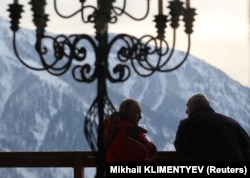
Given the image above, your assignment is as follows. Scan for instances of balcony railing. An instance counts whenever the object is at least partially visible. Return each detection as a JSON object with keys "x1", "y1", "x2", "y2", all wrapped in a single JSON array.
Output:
[
  {"x1": 0, "y1": 151, "x2": 249, "y2": 178},
  {"x1": 0, "y1": 151, "x2": 190, "y2": 178}
]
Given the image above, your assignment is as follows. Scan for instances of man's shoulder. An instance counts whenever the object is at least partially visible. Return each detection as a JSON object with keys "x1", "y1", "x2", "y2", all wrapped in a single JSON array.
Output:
[
  {"x1": 213, "y1": 112, "x2": 239, "y2": 124},
  {"x1": 179, "y1": 118, "x2": 189, "y2": 125},
  {"x1": 179, "y1": 118, "x2": 190, "y2": 127}
]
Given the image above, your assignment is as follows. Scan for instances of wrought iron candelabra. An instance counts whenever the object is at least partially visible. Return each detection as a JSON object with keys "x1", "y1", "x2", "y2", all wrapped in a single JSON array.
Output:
[{"x1": 8, "y1": 0, "x2": 196, "y2": 177}]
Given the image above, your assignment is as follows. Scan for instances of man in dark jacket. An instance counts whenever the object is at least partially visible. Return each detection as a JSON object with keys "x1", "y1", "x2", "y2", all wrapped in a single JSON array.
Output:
[
  {"x1": 174, "y1": 93, "x2": 250, "y2": 161},
  {"x1": 105, "y1": 98, "x2": 157, "y2": 162}
]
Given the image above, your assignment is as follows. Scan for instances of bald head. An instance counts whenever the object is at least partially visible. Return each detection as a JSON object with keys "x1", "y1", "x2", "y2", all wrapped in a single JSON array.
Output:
[
  {"x1": 119, "y1": 98, "x2": 142, "y2": 124},
  {"x1": 186, "y1": 93, "x2": 211, "y2": 116},
  {"x1": 119, "y1": 98, "x2": 138, "y2": 112}
]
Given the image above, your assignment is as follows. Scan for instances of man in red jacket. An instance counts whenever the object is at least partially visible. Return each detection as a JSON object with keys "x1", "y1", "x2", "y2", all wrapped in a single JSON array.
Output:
[{"x1": 105, "y1": 98, "x2": 157, "y2": 162}]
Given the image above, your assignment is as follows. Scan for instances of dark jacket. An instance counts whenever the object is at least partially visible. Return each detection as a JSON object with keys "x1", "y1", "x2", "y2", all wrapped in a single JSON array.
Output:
[
  {"x1": 104, "y1": 115, "x2": 157, "y2": 162},
  {"x1": 174, "y1": 106, "x2": 250, "y2": 161}
]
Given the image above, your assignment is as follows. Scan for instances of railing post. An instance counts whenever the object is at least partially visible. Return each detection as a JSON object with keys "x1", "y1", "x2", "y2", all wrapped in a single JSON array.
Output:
[
  {"x1": 73, "y1": 154, "x2": 84, "y2": 178},
  {"x1": 73, "y1": 165, "x2": 84, "y2": 178}
]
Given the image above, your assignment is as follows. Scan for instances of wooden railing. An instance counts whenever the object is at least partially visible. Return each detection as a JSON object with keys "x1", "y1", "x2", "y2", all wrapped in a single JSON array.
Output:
[
  {"x1": 0, "y1": 151, "x2": 188, "y2": 178},
  {"x1": 0, "y1": 151, "x2": 249, "y2": 178}
]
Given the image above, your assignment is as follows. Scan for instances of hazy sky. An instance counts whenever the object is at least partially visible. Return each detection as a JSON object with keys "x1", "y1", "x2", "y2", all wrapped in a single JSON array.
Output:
[{"x1": 1, "y1": 0, "x2": 249, "y2": 87}]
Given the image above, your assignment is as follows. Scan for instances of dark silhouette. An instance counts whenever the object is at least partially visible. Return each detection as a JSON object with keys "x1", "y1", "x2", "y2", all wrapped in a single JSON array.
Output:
[
  {"x1": 105, "y1": 98, "x2": 157, "y2": 162},
  {"x1": 174, "y1": 93, "x2": 250, "y2": 161}
]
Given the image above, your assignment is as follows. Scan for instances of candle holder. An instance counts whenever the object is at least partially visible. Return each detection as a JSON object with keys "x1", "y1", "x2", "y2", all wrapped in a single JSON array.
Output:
[{"x1": 8, "y1": 0, "x2": 196, "y2": 177}]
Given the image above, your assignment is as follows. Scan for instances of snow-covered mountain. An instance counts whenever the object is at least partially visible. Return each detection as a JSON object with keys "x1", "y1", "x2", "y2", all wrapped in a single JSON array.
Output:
[{"x1": 0, "y1": 16, "x2": 249, "y2": 177}]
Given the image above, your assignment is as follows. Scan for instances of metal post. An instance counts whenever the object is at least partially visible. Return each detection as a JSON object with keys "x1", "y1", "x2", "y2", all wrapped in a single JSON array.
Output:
[{"x1": 95, "y1": 1, "x2": 111, "y2": 178}]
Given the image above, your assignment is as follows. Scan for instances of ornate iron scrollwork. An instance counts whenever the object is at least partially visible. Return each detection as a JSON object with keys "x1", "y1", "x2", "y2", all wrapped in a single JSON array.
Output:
[{"x1": 8, "y1": 0, "x2": 196, "y2": 177}]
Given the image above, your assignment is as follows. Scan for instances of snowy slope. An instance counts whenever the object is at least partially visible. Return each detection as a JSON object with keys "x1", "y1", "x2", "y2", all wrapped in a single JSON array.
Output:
[{"x1": 0, "y1": 16, "x2": 249, "y2": 177}]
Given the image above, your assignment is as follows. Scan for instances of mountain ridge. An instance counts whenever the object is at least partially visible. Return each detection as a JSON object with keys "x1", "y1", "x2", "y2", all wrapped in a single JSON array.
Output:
[{"x1": 0, "y1": 16, "x2": 249, "y2": 177}]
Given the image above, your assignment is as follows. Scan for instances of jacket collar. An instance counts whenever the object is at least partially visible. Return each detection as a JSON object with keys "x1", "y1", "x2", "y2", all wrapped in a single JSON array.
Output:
[
  {"x1": 190, "y1": 105, "x2": 215, "y2": 117},
  {"x1": 120, "y1": 119, "x2": 148, "y2": 133}
]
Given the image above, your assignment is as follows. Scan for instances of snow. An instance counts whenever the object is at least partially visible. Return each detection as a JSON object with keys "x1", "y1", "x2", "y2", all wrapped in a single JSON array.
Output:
[
  {"x1": 30, "y1": 69, "x2": 68, "y2": 88},
  {"x1": 151, "y1": 74, "x2": 167, "y2": 111},
  {"x1": 56, "y1": 120, "x2": 64, "y2": 135},
  {"x1": 16, "y1": 168, "x2": 37, "y2": 178},
  {"x1": 48, "y1": 98, "x2": 58, "y2": 118},
  {"x1": 32, "y1": 113, "x2": 50, "y2": 150},
  {"x1": 137, "y1": 78, "x2": 149, "y2": 103},
  {"x1": 0, "y1": 63, "x2": 12, "y2": 117}
]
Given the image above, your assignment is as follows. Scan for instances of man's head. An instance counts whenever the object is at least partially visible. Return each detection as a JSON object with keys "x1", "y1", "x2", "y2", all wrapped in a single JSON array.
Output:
[
  {"x1": 186, "y1": 93, "x2": 211, "y2": 116},
  {"x1": 119, "y1": 98, "x2": 142, "y2": 125}
]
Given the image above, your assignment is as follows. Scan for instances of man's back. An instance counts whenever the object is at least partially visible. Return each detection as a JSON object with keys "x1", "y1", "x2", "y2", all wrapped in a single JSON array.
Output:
[
  {"x1": 105, "y1": 118, "x2": 157, "y2": 162},
  {"x1": 174, "y1": 106, "x2": 250, "y2": 161}
]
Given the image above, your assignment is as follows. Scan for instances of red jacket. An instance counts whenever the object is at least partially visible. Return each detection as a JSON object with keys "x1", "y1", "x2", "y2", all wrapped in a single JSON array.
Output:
[{"x1": 104, "y1": 117, "x2": 157, "y2": 162}]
